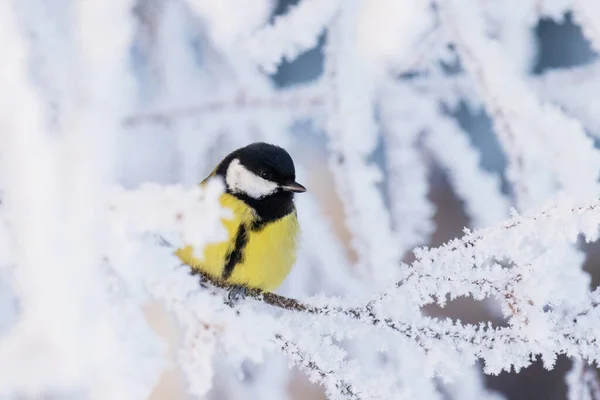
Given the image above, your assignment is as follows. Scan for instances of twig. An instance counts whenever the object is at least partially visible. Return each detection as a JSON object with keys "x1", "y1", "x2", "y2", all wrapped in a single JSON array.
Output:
[
  {"x1": 192, "y1": 271, "x2": 361, "y2": 398},
  {"x1": 191, "y1": 269, "x2": 317, "y2": 312},
  {"x1": 274, "y1": 333, "x2": 360, "y2": 399},
  {"x1": 189, "y1": 197, "x2": 600, "y2": 328},
  {"x1": 123, "y1": 86, "x2": 330, "y2": 126},
  {"x1": 190, "y1": 269, "x2": 520, "y2": 351},
  {"x1": 437, "y1": 1, "x2": 529, "y2": 204}
]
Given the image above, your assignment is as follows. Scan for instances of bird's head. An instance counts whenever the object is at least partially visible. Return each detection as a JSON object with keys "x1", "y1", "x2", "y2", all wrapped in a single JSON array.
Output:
[{"x1": 216, "y1": 142, "x2": 306, "y2": 200}]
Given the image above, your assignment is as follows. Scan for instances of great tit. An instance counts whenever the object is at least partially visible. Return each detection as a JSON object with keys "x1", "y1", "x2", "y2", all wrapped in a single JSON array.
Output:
[{"x1": 176, "y1": 142, "x2": 306, "y2": 294}]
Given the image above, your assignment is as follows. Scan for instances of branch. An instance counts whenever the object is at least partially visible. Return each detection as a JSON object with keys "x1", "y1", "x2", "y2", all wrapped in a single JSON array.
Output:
[
  {"x1": 274, "y1": 334, "x2": 359, "y2": 399},
  {"x1": 379, "y1": 84, "x2": 436, "y2": 255},
  {"x1": 439, "y1": 0, "x2": 600, "y2": 207},
  {"x1": 321, "y1": 10, "x2": 403, "y2": 283},
  {"x1": 200, "y1": 197, "x2": 600, "y2": 310},
  {"x1": 190, "y1": 263, "x2": 595, "y2": 363},
  {"x1": 192, "y1": 269, "x2": 452, "y2": 349},
  {"x1": 122, "y1": 85, "x2": 330, "y2": 126},
  {"x1": 238, "y1": 0, "x2": 342, "y2": 72},
  {"x1": 192, "y1": 272, "x2": 361, "y2": 398},
  {"x1": 121, "y1": 59, "x2": 600, "y2": 134},
  {"x1": 186, "y1": 196, "x2": 600, "y2": 374},
  {"x1": 532, "y1": 60, "x2": 600, "y2": 136},
  {"x1": 381, "y1": 80, "x2": 509, "y2": 228}
]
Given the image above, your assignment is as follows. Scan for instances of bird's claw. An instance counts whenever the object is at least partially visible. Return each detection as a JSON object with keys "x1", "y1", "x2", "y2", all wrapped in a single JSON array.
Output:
[{"x1": 226, "y1": 285, "x2": 247, "y2": 306}]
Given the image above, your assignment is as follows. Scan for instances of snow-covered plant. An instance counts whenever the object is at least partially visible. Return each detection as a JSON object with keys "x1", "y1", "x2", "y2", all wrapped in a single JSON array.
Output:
[{"x1": 2, "y1": 0, "x2": 600, "y2": 399}]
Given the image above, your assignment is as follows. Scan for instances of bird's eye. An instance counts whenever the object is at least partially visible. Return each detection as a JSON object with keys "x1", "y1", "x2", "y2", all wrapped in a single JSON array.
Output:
[{"x1": 260, "y1": 171, "x2": 272, "y2": 180}]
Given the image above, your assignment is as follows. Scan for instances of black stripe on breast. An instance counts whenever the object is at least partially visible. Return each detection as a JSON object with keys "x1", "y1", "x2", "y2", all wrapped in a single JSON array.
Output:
[{"x1": 222, "y1": 224, "x2": 249, "y2": 280}]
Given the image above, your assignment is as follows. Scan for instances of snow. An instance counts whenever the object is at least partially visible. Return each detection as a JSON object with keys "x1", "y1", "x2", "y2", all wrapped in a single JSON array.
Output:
[{"x1": 1, "y1": 0, "x2": 600, "y2": 399}]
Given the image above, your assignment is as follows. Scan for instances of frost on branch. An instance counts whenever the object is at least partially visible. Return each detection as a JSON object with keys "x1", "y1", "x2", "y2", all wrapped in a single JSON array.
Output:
[
  {"x1": 239, "y1": 0, "x2": 342, "y2": 73},
  {"x1": 4, "y1": 0, "x2": 600, "y2": 399},
  {"x1": 439, "y1": 0, "x2": 600, "y2": 209}
]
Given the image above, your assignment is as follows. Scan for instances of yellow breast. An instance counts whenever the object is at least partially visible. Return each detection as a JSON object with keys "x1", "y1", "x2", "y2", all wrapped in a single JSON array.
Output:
[{"x1": 175, "y1": 192, "x2": 299, "y2": 292}]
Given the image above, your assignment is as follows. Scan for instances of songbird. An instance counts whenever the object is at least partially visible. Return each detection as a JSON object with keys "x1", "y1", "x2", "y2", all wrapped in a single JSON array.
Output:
[{"x1": 176, "y1": 142, "x2": 306, "y2": 298}]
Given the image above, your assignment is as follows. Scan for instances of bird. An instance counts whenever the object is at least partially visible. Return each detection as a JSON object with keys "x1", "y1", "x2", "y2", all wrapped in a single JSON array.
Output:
[{"x1": 175, "y1": 142, "x2": 306, "y2": 298}]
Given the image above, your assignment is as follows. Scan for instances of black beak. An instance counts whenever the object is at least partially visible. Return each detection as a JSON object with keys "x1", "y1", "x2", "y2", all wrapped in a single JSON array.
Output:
[{"x1": 281, "y1": 181, "x2": 307, "y2": 193}]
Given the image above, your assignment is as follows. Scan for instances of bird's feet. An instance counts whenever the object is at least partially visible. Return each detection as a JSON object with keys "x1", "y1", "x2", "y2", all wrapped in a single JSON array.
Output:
[{"x1": 226, "y1": 285, "x2": 247, "y2": 307}]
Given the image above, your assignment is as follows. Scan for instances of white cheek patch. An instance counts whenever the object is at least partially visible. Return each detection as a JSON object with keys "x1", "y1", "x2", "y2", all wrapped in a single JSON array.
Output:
[{"x1": 226, "y1": 158, "x2": 278, "y2": 199}]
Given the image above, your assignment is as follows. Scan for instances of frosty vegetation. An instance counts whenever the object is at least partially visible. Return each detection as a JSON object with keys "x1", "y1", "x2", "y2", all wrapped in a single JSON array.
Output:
[{"x1": 2, "y1": 0, "x2": 600, "y2": 399}]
